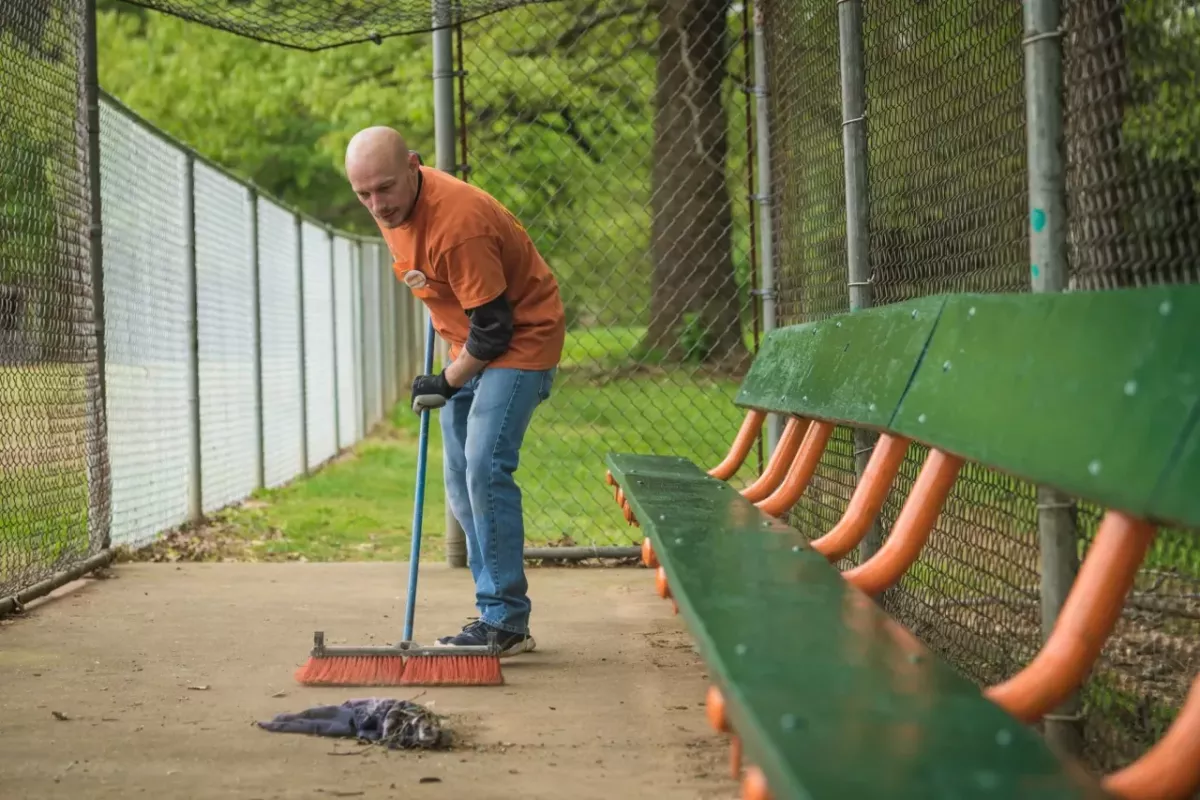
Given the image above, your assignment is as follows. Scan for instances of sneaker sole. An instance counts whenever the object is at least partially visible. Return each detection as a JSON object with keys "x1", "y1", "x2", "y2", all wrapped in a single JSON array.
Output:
[
  {"x1": 429, "y1": 635, "x2": 537, "y2": 658},
  {"x1": 498, "y1": 636, "x2": 536, "y2": 658}
]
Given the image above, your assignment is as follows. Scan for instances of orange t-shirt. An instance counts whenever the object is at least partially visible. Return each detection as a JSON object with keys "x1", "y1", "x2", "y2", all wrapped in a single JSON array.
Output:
[{"x1": 379, "y1": 167, "x2": 565, "y2": 372}]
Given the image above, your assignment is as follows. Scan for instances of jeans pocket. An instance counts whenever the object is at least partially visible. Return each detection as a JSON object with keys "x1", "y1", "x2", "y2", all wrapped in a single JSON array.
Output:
[{"x1": 538, "y1": 368, "x2": 556, "y2": 402}]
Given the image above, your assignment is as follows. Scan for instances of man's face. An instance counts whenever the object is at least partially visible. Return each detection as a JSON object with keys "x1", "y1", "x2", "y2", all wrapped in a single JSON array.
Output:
[{"x1": 348, "y1": 149, "x2": 420, "y2": 228}]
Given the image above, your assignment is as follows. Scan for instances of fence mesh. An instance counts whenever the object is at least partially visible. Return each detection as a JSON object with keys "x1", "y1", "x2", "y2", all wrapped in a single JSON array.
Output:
[
  {"x1": 759, "y1": 1, "x2": 855, "y2": 568},
  {"x1": 359, "y1": 243, "x2": 377, "y2": 429},
  {"x1": 0, "y1": 0, "x2": 104, "y2": 597},
  {"x1": 194, "y1": 160, "x2": 258, "y2": 514},
  {"x1": 854, "y1": 0, "x2": 1038, "y2": 709},
  {"x1": 301, "y1": 220, "x2": 338, "y2": 470},
  {"x1": 99, "y1": 99, "x2": 193, "y2": 548},
  {"x1": 256, "y1": 196, "x2": 306, "y2": 488},
  {"x1": 457, "y1": 0, "x2": 757, "y2": 548},
  {"x1": 380, "y1": 248, "x2": 396, "y2": 416},
  {"x1": 333, "y1": 236, "x2": 360, "y2": 448},
  {"x1": 1063, "y1": 0, "x2": 1200, "y2": 291}
]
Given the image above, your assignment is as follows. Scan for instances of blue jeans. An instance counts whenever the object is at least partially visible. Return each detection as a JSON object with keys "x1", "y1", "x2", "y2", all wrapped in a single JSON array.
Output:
[{"x1": 440, "y1": 366, "x2": 555, "y2": 634}]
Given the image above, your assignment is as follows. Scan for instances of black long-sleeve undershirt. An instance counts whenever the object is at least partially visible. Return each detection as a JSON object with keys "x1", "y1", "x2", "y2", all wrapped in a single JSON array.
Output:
[{"x1": 464, "y1": 293, "x2": 513, "y2": 361}]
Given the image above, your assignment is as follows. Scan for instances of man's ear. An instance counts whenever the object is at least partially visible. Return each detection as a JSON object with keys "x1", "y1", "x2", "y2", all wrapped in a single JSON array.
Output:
[{"x1": 409, "y1": 150, "x2": 424, "y2": 167}]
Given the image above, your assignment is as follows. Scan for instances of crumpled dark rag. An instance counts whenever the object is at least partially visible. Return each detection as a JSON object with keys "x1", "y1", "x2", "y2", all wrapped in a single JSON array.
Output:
[{"x1": 257, "y1": 697, "x2": 443, "y2": 749}]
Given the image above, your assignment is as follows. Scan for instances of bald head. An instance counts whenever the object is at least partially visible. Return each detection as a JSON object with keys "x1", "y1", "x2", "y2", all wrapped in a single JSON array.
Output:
[{"x1": 345, "y1": 126, "x2": 421, "y2": 228}]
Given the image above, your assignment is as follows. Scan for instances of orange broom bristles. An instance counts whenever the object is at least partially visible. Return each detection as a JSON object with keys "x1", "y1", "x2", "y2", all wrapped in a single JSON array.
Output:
[
  {"x1": 400, "y1": 654, "x2": 503, "y2": 686},
  {"x1": 293, "y1": 653, "x2": 502, "y2": 687},
  {"x1": 294, "y1": 655, "x2": 407, "y2": 686}
]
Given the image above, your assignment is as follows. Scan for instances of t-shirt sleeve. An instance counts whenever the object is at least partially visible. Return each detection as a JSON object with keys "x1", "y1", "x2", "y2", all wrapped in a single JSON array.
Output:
[{"x1": 439, "y1": 235, "x2": 507, "y2": 310}]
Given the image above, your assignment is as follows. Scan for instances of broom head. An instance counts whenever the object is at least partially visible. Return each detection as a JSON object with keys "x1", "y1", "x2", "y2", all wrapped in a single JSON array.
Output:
[{"x1": 294, "y1": 631, "x2": 503, "y2": 687}]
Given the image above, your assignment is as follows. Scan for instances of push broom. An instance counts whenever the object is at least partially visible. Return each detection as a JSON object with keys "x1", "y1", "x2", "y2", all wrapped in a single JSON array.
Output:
[{"x1": 294, "y1": 313, "x2": 502, "y2": 687}]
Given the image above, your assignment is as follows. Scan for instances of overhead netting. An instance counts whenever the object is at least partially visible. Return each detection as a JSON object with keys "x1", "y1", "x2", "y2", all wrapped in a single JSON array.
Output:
[{"x1": 114, "y1": 0, "x2": 550, "y2": 49}]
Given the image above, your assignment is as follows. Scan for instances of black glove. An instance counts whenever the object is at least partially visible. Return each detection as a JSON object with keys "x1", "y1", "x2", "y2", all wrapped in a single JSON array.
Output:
[{"x1": 411, "y1": 371, "x2": 458, "y2": 414}]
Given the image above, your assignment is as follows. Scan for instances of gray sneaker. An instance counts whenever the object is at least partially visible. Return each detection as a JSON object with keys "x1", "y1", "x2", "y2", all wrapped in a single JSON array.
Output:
[{"x1": 434, "y1": 619, "x2": 536, "y2": 658}]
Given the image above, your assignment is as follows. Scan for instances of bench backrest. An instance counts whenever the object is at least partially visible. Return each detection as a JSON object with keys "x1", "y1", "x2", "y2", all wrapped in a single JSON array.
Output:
[{"x1": 734, "y1": 286, "x2": 1200, "y2": 530}]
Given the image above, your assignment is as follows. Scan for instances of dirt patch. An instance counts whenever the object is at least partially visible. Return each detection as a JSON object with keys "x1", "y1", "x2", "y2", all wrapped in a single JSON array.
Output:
[{"x1": 0, "y1": 562, "x2": 732, "y2": 799}]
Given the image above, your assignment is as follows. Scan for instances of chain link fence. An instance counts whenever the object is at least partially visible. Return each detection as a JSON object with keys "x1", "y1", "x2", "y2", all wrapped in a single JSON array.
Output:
[
  {"x1": 0, "y1": 0, "x2": 106, "y2": 601},
  {"x1": 1, "y1": 80, "x2": 415, "y2": 596},
  {"x1": 456, "y1": 0, "x2": 760, "y2": 548},
  {"x1": 1058, "y1": 0, "x2": 1200, "y2": 768},
  {"x1": 100, "y1": 90, "x2": 416, "y2": 536},
  {"x1": 194, "y1": 160, "x2": 259, "y2": 514},
  {"x1": 5, "y1": 0, "x2": 1197, "y2": 777},
  {"x1": 764, "y1": 0, "x2": 1199, "y2": 773}
]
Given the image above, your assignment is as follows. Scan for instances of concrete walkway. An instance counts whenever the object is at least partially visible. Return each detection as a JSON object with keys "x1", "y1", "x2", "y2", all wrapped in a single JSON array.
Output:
[{"x1": 0, "y1": 562, "x2": 732, "y2": 799}]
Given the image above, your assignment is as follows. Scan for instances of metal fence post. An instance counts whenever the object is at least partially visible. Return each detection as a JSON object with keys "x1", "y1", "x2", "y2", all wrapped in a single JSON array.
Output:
[
  {"x1": 295, "y1": 213, "x2": 310, "y2": 474},
  {"x1": 837, "y1": 0, "x2": 882, "y2": 560},
  {"x1": 1025, "y1": 0, "x2": 1083, "y2": 758},
  {"x1": 434, "y1": 0, "x2": 468, "y2": 568},
  {"x1": 184, "y1": 155, "x2": 203, "y2": 521},
  {"x1": 751, "y1": 2, "x2": 781, "y2": 459},
  {"x1": 83, "y1": 0, "x2": 112, "y2": 551}
]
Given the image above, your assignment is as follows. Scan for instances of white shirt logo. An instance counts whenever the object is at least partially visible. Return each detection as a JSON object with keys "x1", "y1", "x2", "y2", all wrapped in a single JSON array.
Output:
[{"x1": 403, "y1": 269, "x2": 427, "y2": 290}]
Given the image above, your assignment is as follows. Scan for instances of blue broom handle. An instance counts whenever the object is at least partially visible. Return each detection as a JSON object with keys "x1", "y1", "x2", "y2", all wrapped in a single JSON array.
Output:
[{"x1": 403, "y1": 313, "x2": 437, "y2": 643}]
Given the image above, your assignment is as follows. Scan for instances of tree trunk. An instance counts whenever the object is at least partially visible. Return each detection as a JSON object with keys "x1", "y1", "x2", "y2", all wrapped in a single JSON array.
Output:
[{"x1": 644, "y1": 0, "x2": 747, "y2": 369}]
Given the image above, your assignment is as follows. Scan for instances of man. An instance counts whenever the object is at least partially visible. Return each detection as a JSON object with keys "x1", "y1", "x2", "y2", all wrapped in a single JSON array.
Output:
[{"x1": 344, "y1": 126, "x2": 565, "y2": 657}]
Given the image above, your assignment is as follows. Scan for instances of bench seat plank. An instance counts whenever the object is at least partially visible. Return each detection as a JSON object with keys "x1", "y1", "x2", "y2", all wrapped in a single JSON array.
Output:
[{"x1": 607, "y1": 452, "x2": 1107, "y2": 799}]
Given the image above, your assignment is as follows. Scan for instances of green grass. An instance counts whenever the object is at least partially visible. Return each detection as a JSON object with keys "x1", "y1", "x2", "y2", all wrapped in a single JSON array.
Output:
[
  {"x1": 518, "y1": 369, "x2": 749, "y2": 544},
  {"x1": 559, "y1": 324, "x2": 761, "y2": 369},
  {"x1": 560, "y1": 326, "x2": 646, "y2": 368},
  {"x1": 161, "y1": 404, "x2": 452, "y2": 563},
  {"x1": 128, "y1": 354, "x2": 748, "y2": 562},
  {"x1": 1, "y1": 365, "x2": 95, "y2": 591}
]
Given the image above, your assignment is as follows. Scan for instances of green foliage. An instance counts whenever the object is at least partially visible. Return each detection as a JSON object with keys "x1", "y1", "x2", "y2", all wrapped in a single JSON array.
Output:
[
  {"x1": 95, "y1": 6, "x2": 433, "y2": 232},
  {"x1": 1122, "y1": 0, "x2": 1200, "y2": 166},
  {"x1": 94, "y1": 1, "x2": 758, "y2": 334},
  {"x1": 0, "y1": 2, "x2": 90, "y2": 344},
  {"x1": 677, "y1": 312, "x2": 714, "y2": 363}
]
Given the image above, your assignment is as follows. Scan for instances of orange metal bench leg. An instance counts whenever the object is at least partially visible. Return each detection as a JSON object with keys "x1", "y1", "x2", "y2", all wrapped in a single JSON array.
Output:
[
  {"x1": 756, "y1": 421, "x2": 836, "y2": 518},
  {"x1": 842, "y1": 448, "x2": 964, "y2": 596},
  {"x1": 1102, "y1": 672, "x2": 1200, "y2": 800},
  {"x1": 741, "y1": 417, "x2": 808, "y2": 503},
  {"x1": 810, "y1": 434, "x2": 910, "y2": 562},
  {"x1": 742, "y1": 766, "x2": 772, "y2": 800},
  {"x1": 710, "y1": 410, "x2": 767, "y2": 481},
  {"x1": 641, "y1": 537, "x2": 657, "y2": 568},
  {"x1": 984, "y1": 511, "x2": 1156, "y2": 724}
]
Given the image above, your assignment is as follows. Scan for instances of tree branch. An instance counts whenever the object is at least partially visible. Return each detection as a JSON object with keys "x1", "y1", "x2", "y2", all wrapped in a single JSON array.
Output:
[
  {"x1": 506, "y1": 3, "x2": 650, "y2": 57},
  {"x1": 471, "y1": 100, "x2": 603, "y2": 163}
]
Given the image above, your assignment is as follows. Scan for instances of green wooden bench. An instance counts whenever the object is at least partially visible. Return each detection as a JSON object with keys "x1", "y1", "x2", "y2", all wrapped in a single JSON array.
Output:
[{"x1": 605, "y1": 286, "x2": 1200, "y2": 800}]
